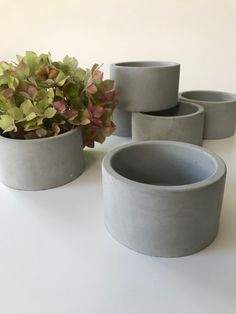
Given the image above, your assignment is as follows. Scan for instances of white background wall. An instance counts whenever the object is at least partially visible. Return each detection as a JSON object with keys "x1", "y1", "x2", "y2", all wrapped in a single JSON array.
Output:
[{"x1": 1, "y1": 0, "x2": 236, "y2": 93}]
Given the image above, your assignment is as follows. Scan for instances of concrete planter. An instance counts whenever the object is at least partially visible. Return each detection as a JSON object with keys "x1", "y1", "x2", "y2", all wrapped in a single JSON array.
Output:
[
  {"x1": 132, "y1": 101, "x2": 204, "y2": 145},
  {"x1": 110, "y1": 61, "x2": 180, "y2": 137},
  {"x1": 102, "y1": 141, "x2": 226, "y2": 257},
  {"x1": 179, "y1": 90, "x2": 236, "y2": 139},
  {"x1": 0, "y1": 128, "x2": 84, "y2": 190}
]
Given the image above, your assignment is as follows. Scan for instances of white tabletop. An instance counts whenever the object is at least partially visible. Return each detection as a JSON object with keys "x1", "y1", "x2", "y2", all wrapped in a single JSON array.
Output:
[{"x1": 0, "y1": 135, "x2": 236, "y2": 314}]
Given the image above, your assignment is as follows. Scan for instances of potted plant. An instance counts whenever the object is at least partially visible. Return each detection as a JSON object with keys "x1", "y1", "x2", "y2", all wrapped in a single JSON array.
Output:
[{"x1": 0, "y1": 51, "x2": 116, "y2": 190}]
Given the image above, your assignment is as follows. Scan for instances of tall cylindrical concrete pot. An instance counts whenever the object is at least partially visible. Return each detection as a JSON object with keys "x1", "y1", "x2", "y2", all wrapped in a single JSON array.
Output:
[
  {"x1": 179, "y1": 90, "x2": 236, "y2": 139},
  {"x1": 132, "y1": 101, "x2": 204, "y2": 145},
  {"x1": 110, "y1": 61, "x2": 180, "y2": 137},
  {"x1": 0, "y1": 128, "x2": 84, "y2": 190},
  {"x1": 102, "y1": 141, "x2": 226, "y2": 257}
]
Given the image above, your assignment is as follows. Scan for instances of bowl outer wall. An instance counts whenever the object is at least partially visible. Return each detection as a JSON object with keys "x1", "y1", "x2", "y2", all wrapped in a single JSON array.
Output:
[
  {"x1": 102, "y1": 141, "x2": 227, "y2": 257},
  {"x1": 0, "y1": 128, "x2": 84, "y2": 190}
]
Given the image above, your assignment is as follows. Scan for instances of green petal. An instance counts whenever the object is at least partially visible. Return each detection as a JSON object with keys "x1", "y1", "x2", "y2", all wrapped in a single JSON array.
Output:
[
  {"x1": 44, "y1": 107, "x2": 56, "y2": 118},
  {"x1": 0, "y1": 115, "x2": 15, "y2": 131},
  {"x1": 21, "y1": 100, "x2": 35, "y2": 115}
]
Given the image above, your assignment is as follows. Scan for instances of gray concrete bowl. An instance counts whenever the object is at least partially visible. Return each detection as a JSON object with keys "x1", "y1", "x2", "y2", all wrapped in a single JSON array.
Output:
[
  {"x1": 102, "y1": 141, "x2": 226, "y2": 257},
  {"x1": 110, "y1": 61, "x2": 180, "y2": 113},
  {"x1": 0, "y1": 128, "x2": 84, "y2": 190},
  {"x1": 132, "y1": 101, "x2": 204, "y2": 145},
  {"x1": 179, "y1": 90, "x2": 236, "y2": 139}
]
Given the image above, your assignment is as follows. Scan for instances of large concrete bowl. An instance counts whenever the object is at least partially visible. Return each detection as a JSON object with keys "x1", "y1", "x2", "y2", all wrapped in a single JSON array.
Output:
[
  {"x1": 179, "y1": 90, "x2": 236, "y2": 139},
  {"x1": 132, "y1": 101, "x2": 204, "y2": 145},
  {"x1": 0, "y1": 128, "x2": 84, "y2": 190},
  {"x1": 102, "y1": 141, "x2": 226, "y2": 257}
]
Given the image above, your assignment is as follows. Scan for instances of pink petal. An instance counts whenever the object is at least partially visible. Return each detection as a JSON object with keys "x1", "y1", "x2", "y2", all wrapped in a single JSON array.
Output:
[
  {"x1": 62, "y1": 109, "x2": 78, "y2": 119},
  {"x1": 91, "y1": 106, "x2": 104, "y2": 118},
  {"x1": 86, "y1": 84, "x2": 97, "y2": 94},
  {"x1": 91, "y1": 118, "x2": 103, "y2": 127},
  {"x1": 93, "y1": 70, "x2": 103, "y2": 81},
  {"x1": 2, "y1": 88, "x2": 13, "y2": 98},
  {"x1": 52, "y1": 123, "x2": 61, "y2": 135},
  {"x1": 27, "y1": 86, "x2": 38, "y2": 100},
  {"x1": 104, "y1": 90, "x2": 116, "y2": 101},
  {"x1": 53, "y1": 101, "x2": 66, "y2": 112}
]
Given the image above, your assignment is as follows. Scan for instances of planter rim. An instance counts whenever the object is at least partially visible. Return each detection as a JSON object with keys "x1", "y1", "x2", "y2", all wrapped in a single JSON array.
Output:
[
  {"x1": 111, "y1": 61, "x2": 180, "y2": 68},
  {"x1": 103, "y1": 141, "x2": 226, "y2": 191},
  {"x1": 136, "y1": 101, "x2": 204, "y2": 120},
  {"x1": 0, "y1": 127, "x2": 80, "y2": 143},
  {"x1": 180, "y1": 90, "x2": 236, "y2": 104}
]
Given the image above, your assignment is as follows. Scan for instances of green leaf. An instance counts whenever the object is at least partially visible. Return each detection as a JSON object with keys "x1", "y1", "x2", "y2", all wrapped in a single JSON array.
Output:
[
  {"x1": 16, "y1": 60, "x2": 30, "y2": 78},
  {"x1": 81, "y1": 118, "x2": 90, "y2": 125},
  {"x1": 7, "y1": 76, "x2": 19, "y2": 90},
  {"x1": 55, "y1": 71, "x2": 68, "y2": 86},
  {"x1": 36, "y1": 128, "x2": 47, "y2": 137},
  {"x1": 63, "y1": 55, "x2": 78, "y2": 71},
  {"x1": 25, "y1": 112, "x2": 37, "y2": 121},
  {"x1": 28, "y1": 76, "x2": 37, "y2": 86},
  {"x1": 36, "y1": 117, "x2": 44, "y2": 126},
  {"x1": 23, "y1": 51, "x2": 39, "y2": 72},
  {"x1": 7, "y1": 107, "x2": 24, "y2": 120},
  {"x1": 23, "y1": 120, "x2": 38, "y2": 130},
  {"x1": 0, "y1": 115, "x2": 15, "y2": 131},
  {"x1": 0, "y1": 76, "x2": 8, "y2": 85},
  {"x1": 0, "y1": 62, "x2": 11, "y2": 73},
  {"x1": 55, "y1": 87, "x2": 64, "y2": 98},
  {"x1": 44, "y1": 107, "x2": 56, "y2": 118},
  {"x1": 75, "y1": 68, "x2": 86, "y2": 81},
  {"x1": 47, "y1": 88, "x2": 54, "y2": 98},
  {"x1": 21, "y1": 99, "x2": 35, "y2": 115},
  {"x1": 64, "y1": 82, "x2": 79, "y2": 98},
  {"x1": 36, "y1": 100, "x2": 50, "y2": 111}
]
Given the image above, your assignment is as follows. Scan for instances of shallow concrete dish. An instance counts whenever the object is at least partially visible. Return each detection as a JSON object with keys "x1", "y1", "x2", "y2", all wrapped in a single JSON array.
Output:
[
  {"x1": 0, "y1": 128, "x2": 84, "y2": 190},
  {"x1": 179, "y1": 90, "x2": 236, "y2": 139},
  {"x1": 132, "y1": 101, "x2": 204, "y2": 145},
  {"x1": 102, "y1": 141, "x2": 226, "y2": 257},
  {"x1": 110, "y1": 61, "x2": 180, "y2": 137}
]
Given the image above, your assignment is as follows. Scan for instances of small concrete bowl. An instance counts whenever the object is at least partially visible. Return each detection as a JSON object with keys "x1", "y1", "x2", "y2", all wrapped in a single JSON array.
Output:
[
  {"x1": 179, "y1": 90, "x2": 236, "y2": 139},
  {"x1": 132, "y1": 101, "x2": 204, "y2": 145},
  {"x1": 102, "y1": 141, "x2": 226, "y2": 257},
  {"x1": 110, "y1": 61, "x2": 180, "y2": 113}
]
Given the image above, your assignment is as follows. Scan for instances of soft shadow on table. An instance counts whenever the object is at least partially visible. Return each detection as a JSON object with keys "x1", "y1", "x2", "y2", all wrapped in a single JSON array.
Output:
[
  {"x1": 0, "y1": 150, "x2": 107, "y2": 224},
  {"x1": 65, "y1": 150, "x2": 106, "y2": 188}
]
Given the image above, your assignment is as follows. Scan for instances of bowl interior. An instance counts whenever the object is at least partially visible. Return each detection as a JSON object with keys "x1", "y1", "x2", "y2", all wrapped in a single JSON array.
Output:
[
  {"x1": 142, "y1": 102, "x2": 198, "y2": 117},
  {"x1": 114, "y1": 61, "x2": 178, "y2": 68},
  {"x1": 111, "y1": 143, "x2": 217, "y2": 186},
  {"x1": 181, "y1": 91, "x2": 236, "y2": 102}
]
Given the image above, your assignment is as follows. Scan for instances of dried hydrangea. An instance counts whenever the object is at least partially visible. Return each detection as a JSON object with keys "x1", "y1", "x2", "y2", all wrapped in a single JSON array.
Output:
[{"x1": 0, "y1": 52, "x2": 116, "y2": 147}]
